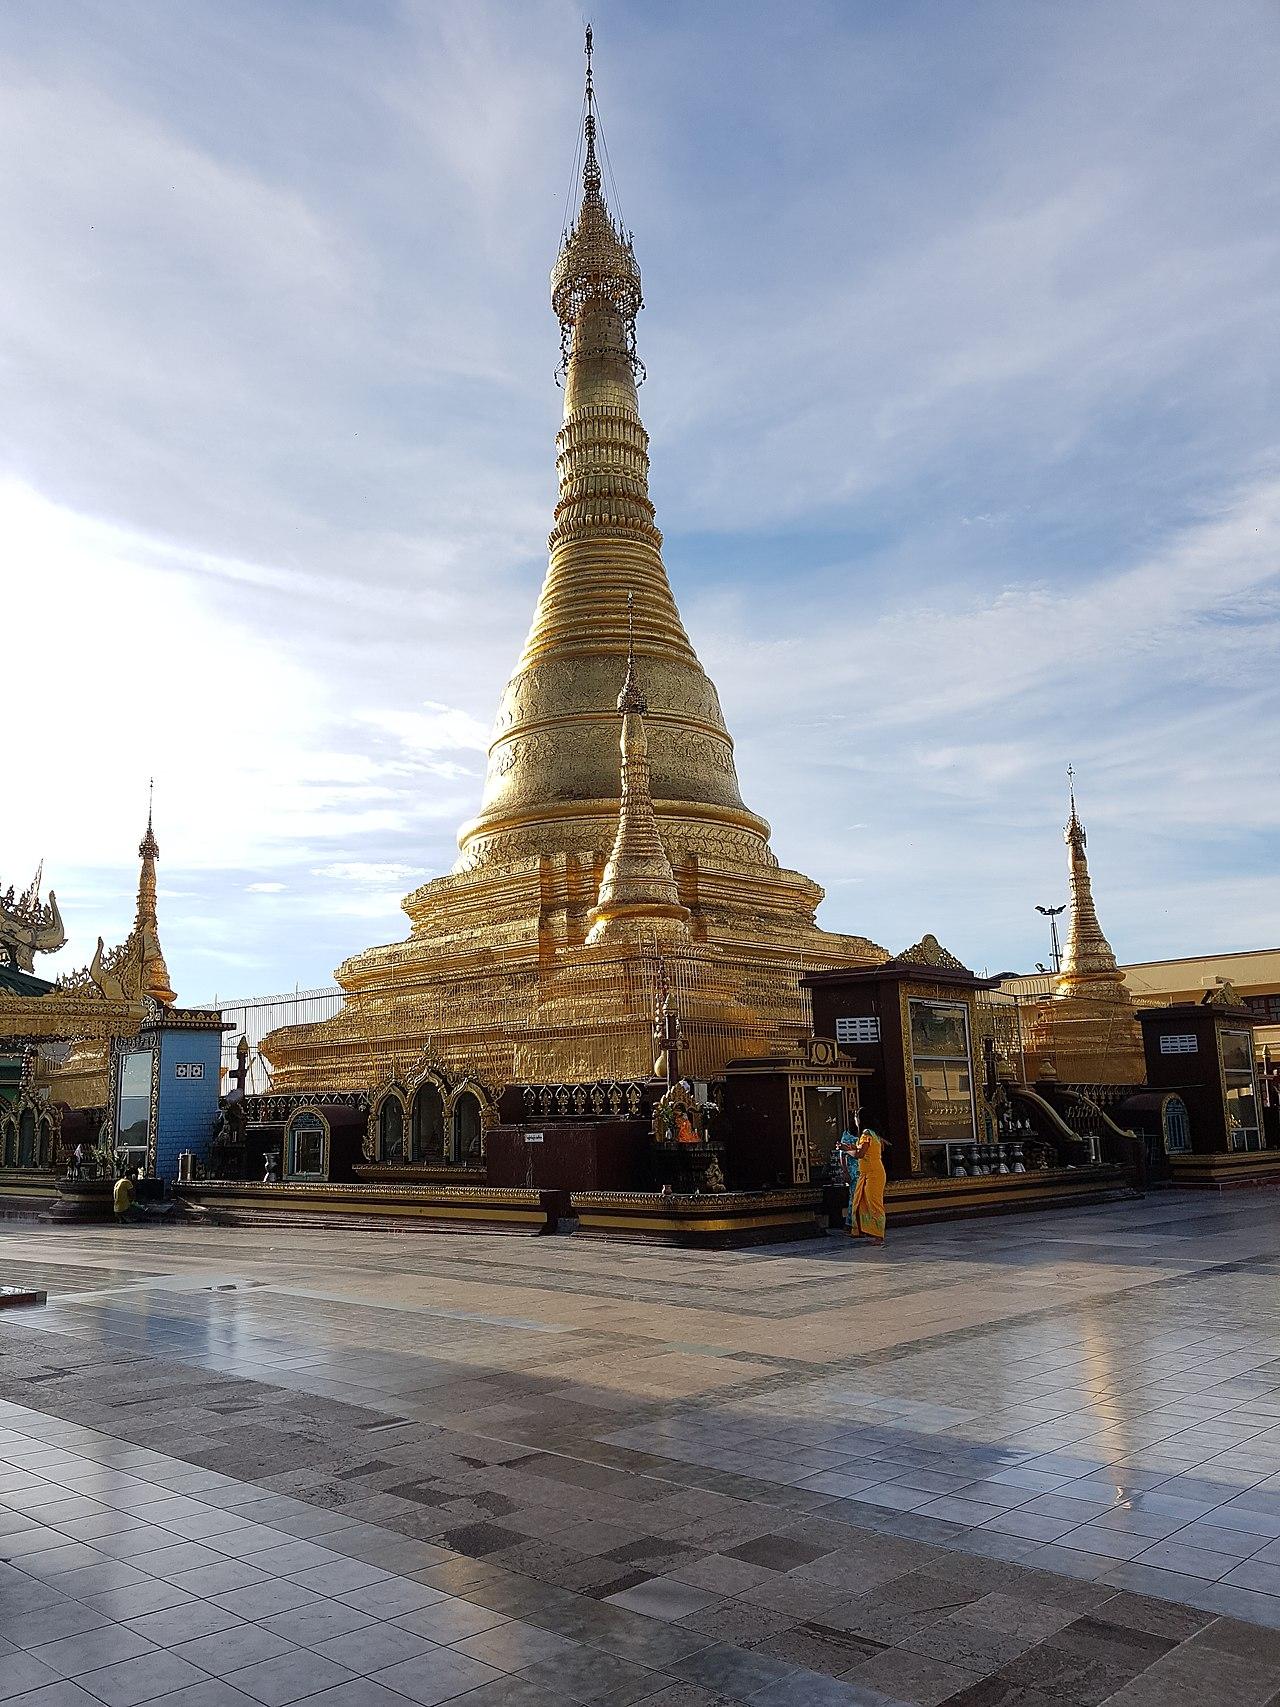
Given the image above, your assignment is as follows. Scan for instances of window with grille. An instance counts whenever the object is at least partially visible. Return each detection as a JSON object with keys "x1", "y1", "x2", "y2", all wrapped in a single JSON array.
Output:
[
  {"x1": 835, "y1": 1016, "x2": 880, "y2": 1045},
  {"x1": 1159, "y1": 1034, "x2": 1198, "y2": 1055}
]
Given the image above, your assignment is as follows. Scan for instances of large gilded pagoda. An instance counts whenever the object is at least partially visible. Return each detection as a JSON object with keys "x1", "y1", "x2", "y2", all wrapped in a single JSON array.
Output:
[{"x1": 264, "y1": 33, "x2": 884, "y2": 1096}]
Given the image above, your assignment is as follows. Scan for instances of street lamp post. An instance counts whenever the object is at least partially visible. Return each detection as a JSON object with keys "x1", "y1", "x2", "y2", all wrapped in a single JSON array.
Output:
[{"x1": 1035, "y1": 904, "x2": 1066, "y2": 974}]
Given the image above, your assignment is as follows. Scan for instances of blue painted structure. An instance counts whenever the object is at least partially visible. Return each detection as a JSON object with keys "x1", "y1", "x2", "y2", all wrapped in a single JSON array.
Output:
[
  {"x1": 154, "y1": 1023, "x2": 224, "y2": 1178},
  {"x1": 109, "y1": 1008, "x2": 230, "y2": 1179}
]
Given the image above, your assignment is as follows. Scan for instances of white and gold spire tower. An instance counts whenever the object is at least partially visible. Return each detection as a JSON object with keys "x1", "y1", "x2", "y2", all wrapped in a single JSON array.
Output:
[{"x1": 264, "y1": 31, "x2": 883, "y2": 1094}]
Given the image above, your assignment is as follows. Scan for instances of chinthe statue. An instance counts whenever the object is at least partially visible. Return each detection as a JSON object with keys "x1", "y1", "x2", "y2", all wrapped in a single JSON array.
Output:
[{"x1": 0, "y1": 868, "x2": 67, "y2": 972}]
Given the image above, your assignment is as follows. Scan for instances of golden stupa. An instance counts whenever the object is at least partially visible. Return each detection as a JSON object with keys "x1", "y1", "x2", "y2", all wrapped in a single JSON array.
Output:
[
  {"x1": 1028, "y1": 776, "x2": 1145, "y2": 1084},
  {"x1": 43, "y1": 804, "x2": 179, "y2": 1109},
  {"x1": 264, "y1": 33, "x2": 884, "y2": 1096}
]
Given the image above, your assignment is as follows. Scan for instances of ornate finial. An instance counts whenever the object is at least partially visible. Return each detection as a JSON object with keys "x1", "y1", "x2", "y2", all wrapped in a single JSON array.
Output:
[
  {"x1": 1064, "y1": 762, "x2": 1086, "y2": 850},
  {"x1": 892, "y1": 933, "x2": 969, "y2": 971},
  {"x1": 582, "y1": 25, "x2": 601, "y2": 197},
  {"x1": 618, "y1": 591, "x2": 646, "y2": 714},
  {"x1": 551, "y1": 26, "x2": 645, "y2": 385},
  {"x1": 140, "y1": 779, "x2": 159, "y2": 860}
]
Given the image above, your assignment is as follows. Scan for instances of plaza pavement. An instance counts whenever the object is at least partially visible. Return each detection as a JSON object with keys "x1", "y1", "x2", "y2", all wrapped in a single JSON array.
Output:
[{"x1": 3, "y1": 1192, "x2": 1280, "y2": 1704}]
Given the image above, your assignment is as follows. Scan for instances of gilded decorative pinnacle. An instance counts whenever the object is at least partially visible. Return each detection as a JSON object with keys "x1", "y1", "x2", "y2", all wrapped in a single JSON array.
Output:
[
  {"x1": 139, "y1": 778, "x2": 160, "y2": 860},
  {"x1": 618, "y1": 591, "x2": 646, "y2": 714}
]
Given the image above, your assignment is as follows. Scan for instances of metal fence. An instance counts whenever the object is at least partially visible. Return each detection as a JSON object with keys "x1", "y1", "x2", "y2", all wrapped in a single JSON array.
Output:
[{"x1": 196, "y1": 987, "x2": 345, "y2": 1094}]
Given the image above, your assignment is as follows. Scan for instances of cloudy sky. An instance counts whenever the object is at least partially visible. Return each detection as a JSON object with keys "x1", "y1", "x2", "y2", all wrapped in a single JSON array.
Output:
[{"x1": 5, "y1": 0, "x2": 1279, "y2": 999}]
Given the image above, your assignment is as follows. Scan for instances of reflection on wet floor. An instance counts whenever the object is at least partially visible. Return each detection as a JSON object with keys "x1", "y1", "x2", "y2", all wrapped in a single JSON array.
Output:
[{"x1": 2, "y1": 1191, "x2": 1280, "y2": 1704}]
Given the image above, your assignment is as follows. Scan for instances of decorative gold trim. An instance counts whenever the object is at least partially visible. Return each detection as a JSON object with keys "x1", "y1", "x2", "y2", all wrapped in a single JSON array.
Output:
[
  {"x1": 898, "y1": 984, "x2": 919, "y2": 1172},
  {"x1": 571, "y1": 1188, "x2": 820, "y2": 1211},
  {"x1": 574, "y1": 1211, "x2": 819, "y2": 1234},
  {"x1": 0, "y1": 868, "x2": 66, "y2": 971},
  {"x1": 893, "y1": 934, "x2": 967, "y2": 970},
  {"x1": 174, "y1": 1178, "x2": 554, "y2": 1228},
  {"x1": 788, "y1": 1079, "x2": 808, "y2": 1184}
]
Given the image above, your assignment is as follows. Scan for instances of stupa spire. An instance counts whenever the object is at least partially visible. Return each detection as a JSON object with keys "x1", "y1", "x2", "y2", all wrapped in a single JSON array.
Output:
[
  {"x1": 586, "y1": 594, "x2": 691, "y2": 946},
  {"x1": 583, "y1": 23, "x2": 600, "y2": 196},
  {"x1": 456, "y1": 29, "x2": 771, "y2": 879},
  {"x1": 1057, "y1": 768, "x2": 1122, "y2": 988},
  {"x1": 134, "y1": 781, "x2": 176, "y2": 1006}
]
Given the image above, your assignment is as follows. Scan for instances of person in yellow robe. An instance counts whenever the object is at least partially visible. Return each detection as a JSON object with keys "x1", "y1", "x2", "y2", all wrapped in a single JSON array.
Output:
[
  {"x1": 848, "y1": 1126, "x2": 887, "y2": 1243},
  {"x1": 113, "y1": 1170, "x2": 136, "y2": 1224}
]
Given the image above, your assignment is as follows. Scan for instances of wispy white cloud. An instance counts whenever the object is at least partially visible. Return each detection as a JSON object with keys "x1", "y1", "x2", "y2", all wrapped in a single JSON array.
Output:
[
  {"x1": 3, "y1": 479, "x2": 485, "y2": 988},
  {"x1": 3, "y1": 0, "x2": 1278, "y2": 994},
  {"x1": 312, "y1": 862, "x2": 428, "y2": 885}
]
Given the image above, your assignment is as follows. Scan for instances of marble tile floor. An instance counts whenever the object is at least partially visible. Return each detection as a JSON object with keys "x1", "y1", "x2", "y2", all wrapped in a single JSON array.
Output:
[
  {"x1": 3, "y1": 1194, "x2": 1280, "y2": 1702},
  {"x1": 7, "y1": 1400, "x2": 1280, "y2": 1707}
]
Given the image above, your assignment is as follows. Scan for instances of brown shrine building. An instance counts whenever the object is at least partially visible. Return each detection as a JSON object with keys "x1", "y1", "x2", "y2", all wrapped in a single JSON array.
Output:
[{"x1": 4, "y1": 34, "x2": 1276, "y2": 1238}]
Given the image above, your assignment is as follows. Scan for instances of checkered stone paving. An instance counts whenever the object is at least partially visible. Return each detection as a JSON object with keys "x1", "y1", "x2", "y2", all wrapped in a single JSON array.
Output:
[{"x1": 4, "y1": 1193, "x2": 1280, "y2": 1703}]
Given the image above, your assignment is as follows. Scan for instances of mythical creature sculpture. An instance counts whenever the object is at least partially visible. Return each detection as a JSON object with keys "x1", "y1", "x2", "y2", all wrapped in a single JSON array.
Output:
[
  {"x1": 0, "y1": 867, "x2": 67, "y2": 972},
  {"x1": 56, "y1": 932, "x2": 145, "y2": 1004}
]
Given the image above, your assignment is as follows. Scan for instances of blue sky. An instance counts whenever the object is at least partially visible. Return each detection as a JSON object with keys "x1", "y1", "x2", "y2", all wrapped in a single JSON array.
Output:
[{"x1": 5, "y1": 0, "x2": 1279, "y2": 998}]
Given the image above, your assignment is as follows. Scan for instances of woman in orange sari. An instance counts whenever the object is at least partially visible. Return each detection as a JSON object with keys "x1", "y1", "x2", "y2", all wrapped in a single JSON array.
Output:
[{"x1": 848, "y1": 1126, "x2": 887, "y2": 1243}]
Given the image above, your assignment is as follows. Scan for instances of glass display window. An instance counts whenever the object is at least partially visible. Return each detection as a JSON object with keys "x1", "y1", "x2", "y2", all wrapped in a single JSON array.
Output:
[
  {"x1": 288, "y1": 1113, "x2": 326, "y2": 1178},
  {"x1": 1221, "y1": 1028, "x2": 1261, "y2": 1150},
  {"x1": 1221, "y1": 1030, "x2": 1254, "y2": 1074},
  {"x1": 803, "y1": 1085, "x2": 845, "y2": 1173},
  {"x1": 116, "y1": 1050, "x2": 154, "y2": 1156},
  {"x1": 909, "y1": 999, "x2": 976, "y2": 1144}
]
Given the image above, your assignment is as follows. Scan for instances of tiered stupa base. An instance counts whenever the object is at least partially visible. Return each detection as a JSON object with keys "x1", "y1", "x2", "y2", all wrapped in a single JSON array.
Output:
[{"x1": 264, "y1": 849, "x2": 884, "y2": 1093}]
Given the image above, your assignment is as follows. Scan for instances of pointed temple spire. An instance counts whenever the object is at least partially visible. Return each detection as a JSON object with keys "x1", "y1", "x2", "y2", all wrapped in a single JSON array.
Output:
[
  {"x1": 583, "y1": 23, "x2": 600, "y2": 196},
  {"x1": 456, "y1": 26, "x2": 772, "y2": 878},
  {"x1": 1029, "y1": 768, "x2": 1146, "y2": 1082},
  {"x1": 586, "y1": 593, "x2": 691, "y2": 946},
  {"x1": 1057, "y1": 768, "x2": 1123, "y2": 989},
  {"x1": 134, "y1": 783, "x2": 176, "y2": 1006}
]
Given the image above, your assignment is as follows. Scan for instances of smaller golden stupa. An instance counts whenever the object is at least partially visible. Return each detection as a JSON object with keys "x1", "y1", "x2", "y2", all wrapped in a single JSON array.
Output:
[
  {"x1": 43, "y1": 799, "x2": 178, "y2": 1109},
  {"x1": 584, "y1": 595, "x2": 692, "y2": 948},
  {"x1": 1029, "y1": 772, "x2": 1145, "y2": 1084}
]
